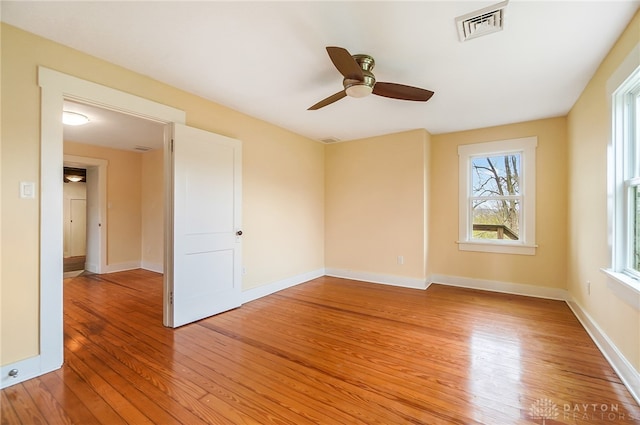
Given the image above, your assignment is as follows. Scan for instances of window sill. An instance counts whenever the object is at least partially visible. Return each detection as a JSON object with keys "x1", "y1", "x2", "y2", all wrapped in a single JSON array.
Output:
[
  {"x1": 601, "y1": 268, "x2": 640, "y2": 311},
  {"x1": 457, "y1": 241, "x2": 537, "y2": 255}
]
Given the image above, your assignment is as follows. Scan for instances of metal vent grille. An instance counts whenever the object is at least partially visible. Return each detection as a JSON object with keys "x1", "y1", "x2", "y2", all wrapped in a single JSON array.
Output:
[
  {"x1": 320, "y1": 137, "x2": 341, "y2": 144},
  {"x1": 134, "y1": 145, "x2": 152, "y2": 151},
  {"x1": 456, "y1": 0, "x2": 508, "y2": 42}
]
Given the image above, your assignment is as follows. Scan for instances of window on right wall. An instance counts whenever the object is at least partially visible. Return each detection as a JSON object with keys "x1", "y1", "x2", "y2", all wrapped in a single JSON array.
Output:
[
  {"x1": 458, "y1": 137, "x2": 538, "y2": 255},
  {"x1": 605, "y1": 63, "x2": 640, "y2": 294}
]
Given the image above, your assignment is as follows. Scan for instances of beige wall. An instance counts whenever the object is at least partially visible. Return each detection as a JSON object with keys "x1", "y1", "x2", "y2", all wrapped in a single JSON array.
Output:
[
  {"x1": 241, "y1": 121, "x2": 325, "y2": 289},
  {"x1": 566, "y1": 11, "x2": 640, "y2": 371},
  {"x1": 430, "y1": 117, "x2": 568, "y2": 288},
  {"x1": 64, "y1": 141, "x2": 143, "y2": 266},
  {"x1": 1, "y1": 24, "x2": 325, "y2": 365},
  {"x1": 325, "y1": 129, "x2": 430, "y2": 280},
  {"x1": 141, "y1": 149, "x2": 164, "y2": 271}
]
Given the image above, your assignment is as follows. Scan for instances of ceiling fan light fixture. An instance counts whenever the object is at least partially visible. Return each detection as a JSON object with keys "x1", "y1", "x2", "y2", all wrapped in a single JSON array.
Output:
[
  {"x1": 308, "y1": 46, "x2": 434, "y2": 110},
  {"x1": 62, "y1": 111, "x2": 90, "y2": 126},
  {"x1": 345, "y1": 84, "x2": 373, "y2": 98}
]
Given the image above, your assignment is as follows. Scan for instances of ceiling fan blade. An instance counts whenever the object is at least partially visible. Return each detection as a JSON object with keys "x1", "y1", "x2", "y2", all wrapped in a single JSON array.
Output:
[
  {"x1": 308, "y1": 90, "x2": 347, "y2": 110},
  {"x1": 326, "y1": 46, "x2": 364, "y2": 81},
  {"x1": 373, "y1": 82, "x2": 434, "y2": 102}
]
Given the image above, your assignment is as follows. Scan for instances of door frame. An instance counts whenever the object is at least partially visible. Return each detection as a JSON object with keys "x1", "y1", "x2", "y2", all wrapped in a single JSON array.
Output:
[
  {"x1": 63, "y1": 155, "x2": 108, "y2": 273},
  {"x1": 37, "y1": 67, "x2": 186, "y2": 377}
]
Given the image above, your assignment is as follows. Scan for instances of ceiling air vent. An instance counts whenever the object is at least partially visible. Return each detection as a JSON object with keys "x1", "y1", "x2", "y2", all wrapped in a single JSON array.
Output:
[
  {"x1": 134, "y1": 145, "x2": 152, "y2": 152},
  {"x1": 456, "y1": 0, "x2": 508, "y2": 42},
  {"x1": 320, "y1": 137, "x2": 341, "y2": 144}
]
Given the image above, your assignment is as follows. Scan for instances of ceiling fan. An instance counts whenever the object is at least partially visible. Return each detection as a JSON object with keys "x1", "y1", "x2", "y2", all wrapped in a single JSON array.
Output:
[{"x1": 308, "y1": 46, "x2": 435, "y2": 110}]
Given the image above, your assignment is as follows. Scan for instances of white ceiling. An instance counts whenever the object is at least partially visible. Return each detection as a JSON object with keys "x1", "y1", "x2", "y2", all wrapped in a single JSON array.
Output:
[
  {"x1": 3, "y1": 1, "x2": 639, "y2": 148},
  {"x1": 63, "y1": 100, "x2": 166, "y2": 151}
]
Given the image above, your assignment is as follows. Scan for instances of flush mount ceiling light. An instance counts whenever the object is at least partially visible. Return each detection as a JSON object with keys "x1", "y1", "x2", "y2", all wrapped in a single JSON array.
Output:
[
  {"x1": 345, "y1": 83, "x2": 373, "y2": 98},
  {"x1": 62, "y1": 111, "x2": 90, "y2": 126},
  {"x1": 63, "y1": 166, "x2": 86, "y2": 183}
]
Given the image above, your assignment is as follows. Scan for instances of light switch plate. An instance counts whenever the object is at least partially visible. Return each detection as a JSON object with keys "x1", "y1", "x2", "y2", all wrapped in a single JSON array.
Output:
[{"x1": 20, "y1": 182, "x2": 35, "y2": 199}]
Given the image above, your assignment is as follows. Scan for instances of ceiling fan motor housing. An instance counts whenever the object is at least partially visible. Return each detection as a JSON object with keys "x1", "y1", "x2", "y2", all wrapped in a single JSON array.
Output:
[{"x1": 344, "y1": 54, "x2": 376, "y2": 97}]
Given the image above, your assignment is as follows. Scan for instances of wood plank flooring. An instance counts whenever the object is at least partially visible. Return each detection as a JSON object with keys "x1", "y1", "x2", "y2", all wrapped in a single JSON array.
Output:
[{"x1": 1, "y1": 270, "x2": 638, "y2": 424}]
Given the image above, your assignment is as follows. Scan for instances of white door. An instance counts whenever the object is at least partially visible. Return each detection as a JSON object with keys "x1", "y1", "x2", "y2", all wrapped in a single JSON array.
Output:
[
  {"x1": 70, "y1": 199, "x2": 87, "y2": 257},
  {"x1": 165, "y1": 123, "x2": 243, "y2": 328}
]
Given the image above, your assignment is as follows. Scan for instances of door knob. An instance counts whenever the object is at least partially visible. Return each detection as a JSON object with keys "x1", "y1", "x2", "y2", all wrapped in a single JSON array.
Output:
[{"x1": 236, "y1": 230, "x2": 243, "y2": 236}]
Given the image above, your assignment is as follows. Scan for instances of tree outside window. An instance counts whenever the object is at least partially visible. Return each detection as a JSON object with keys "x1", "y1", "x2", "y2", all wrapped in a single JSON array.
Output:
[
  {"x1": 471, "y1": 154, "x2": 521, "y2": 241},
  {"x1": 458, "y1": 137, "x2": 537, "y2": 255}
]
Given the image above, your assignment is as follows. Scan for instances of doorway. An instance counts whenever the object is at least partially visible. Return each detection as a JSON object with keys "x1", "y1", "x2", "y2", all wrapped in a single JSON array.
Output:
[
  {"x1": 37, "y1": 67, "x2": 243, "y2": 387},
  {"x1": 62, "y1": 99, "x2": 166, "y2": 276},
  {"x1": 37, "y1": 66, "x2": 186, "y2": 376},
  {"x1": 62, "y1": 154, "x2": 108, "y2": 275}
]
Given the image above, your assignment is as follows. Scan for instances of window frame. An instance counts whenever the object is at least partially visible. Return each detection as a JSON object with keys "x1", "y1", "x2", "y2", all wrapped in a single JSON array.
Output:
[
  {"x1": 458, "y1": 137, "x2": 538, "y2": 255},
  {"x1": 605, "y1": 63, "x2": 640, "y2": 295}
]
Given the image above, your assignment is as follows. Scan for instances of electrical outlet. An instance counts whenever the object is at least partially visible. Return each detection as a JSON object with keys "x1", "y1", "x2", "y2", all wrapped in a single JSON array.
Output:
[
  {"x1": 587, "y1": 280, "x2": 591, "y2": 295},
  {"x1": 397, "y1": 256, "x2": 404, "y2": 265}
]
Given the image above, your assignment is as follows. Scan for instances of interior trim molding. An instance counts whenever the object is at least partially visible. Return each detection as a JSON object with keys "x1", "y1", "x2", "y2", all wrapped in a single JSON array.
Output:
[
  {"x1": 102, "y1": 261, "x2": 142, "y2": 274},
  {"x1": 325, "y1": 268, "x2": 429, "y2": 290},
  {"x1": 241, "y1": 268, "x2": 326, "y2": 304},
  {"x1": 429, "y1": 274, "x2": 569, "y2": 300},
  {"x1": 1, "y1": 356, "x2": 44, "y2": 389},
  {"x1": 566, "y1": 298, "x2": 640, "y2": 405},
  {"x1": 37, "y1": 66, "x2": 187, "y2": 383},
  {"x1": 141, "y1": 261, "x2": 164, "y2": 274}
]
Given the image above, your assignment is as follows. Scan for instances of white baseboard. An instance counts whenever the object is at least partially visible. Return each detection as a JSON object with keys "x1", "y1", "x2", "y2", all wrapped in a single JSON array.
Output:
[
  {"x1": 566, "y1": 298, "x2": 640, "y2": 405},
  {"x1": 430, "y1": 274, "x2": 569, "y2": 300},
  {"x1": 85, "y1": 261, "x2": 100, "y2": 274},
  {"x1": 242, "y1": 268, "x2": 325, "y2": 304},
  {"x1": 141, "y1": 261, "x2": 163, "y2": 274},
  {"x1": 325, "y1": 268, "x2": 428, "y2": 290},
  {"x1": 1, "y1": 355, "x2": 54, "y2": 389},
  {"x1": 102, "y1": 261, "x2": 141, "y2": 274}
]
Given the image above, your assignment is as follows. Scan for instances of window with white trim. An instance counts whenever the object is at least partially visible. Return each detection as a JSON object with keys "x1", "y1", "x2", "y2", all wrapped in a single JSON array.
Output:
[
  {"x1": 458, "y1": 137, "x2": 537, "y2": 255},
  {"x1": 607, "y1": 65, "x2": 640, "y2": 291}
]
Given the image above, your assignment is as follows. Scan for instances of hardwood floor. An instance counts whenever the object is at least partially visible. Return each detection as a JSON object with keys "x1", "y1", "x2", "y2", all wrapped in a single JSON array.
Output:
[{"x1": 2, "y1": 270, "x2": 638, "y2": 424}]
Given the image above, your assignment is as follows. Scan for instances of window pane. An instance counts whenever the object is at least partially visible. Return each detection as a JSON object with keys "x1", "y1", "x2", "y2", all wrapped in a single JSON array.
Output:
[
  {"x1": 635, "y1": 92, "x2": 640, "y2": 178},
  {"x1": 634, "y1": 185, "x2": 640, "y2": 272},
  {"x1": 472, "y1": 154, "x2": 521, "y2": 197},
  {"x1": 472, "y1": 199, "x2": 520, "y2": 240}
]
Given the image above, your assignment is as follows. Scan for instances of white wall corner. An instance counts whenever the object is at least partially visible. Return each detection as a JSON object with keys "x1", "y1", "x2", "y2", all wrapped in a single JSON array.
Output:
[
  {"x1": 566, "y1": 297, "x2": 640, "y2": 405},
  {"x1": 241, "y1": 268, "x2": 326, "y2": 304},
  {"x1": 429, "y1": 274, "x2": 569, "y2": 300},
  {"x1": 326, "y1": 268, "x2": 429, "y2": 290}
]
